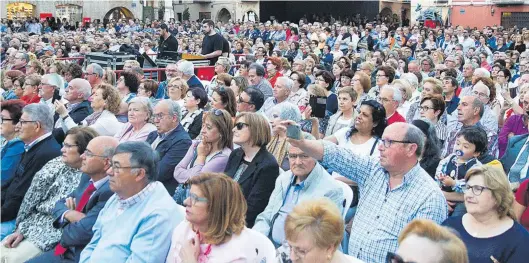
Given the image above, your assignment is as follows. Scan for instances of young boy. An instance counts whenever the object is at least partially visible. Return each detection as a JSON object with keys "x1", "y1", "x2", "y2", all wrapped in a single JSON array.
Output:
[{"x1": 436, "y1": 126, "x2": 488, "y2": 216}]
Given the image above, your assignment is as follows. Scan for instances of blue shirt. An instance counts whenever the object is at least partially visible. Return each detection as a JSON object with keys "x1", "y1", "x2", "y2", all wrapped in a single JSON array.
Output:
[
  {"x1": 1, "y1": 137, "x2": 24, "y2": 185},
  {"x1": 79, "y1": 182, "x2": 184, "y2": 263},
  {"x1": 321, "y1": 141, "x2": 448, "y2": 262},
  {"x1": 271, "y1": 179, "x2": 305, "y2": 245}
]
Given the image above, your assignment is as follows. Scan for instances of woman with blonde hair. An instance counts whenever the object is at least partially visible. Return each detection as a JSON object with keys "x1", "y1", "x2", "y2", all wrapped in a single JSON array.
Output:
[
  {"x1": 280, "y1": 198, "x2": 363, "y2": 263},
  {"x1": 442, "y1": 165, "x2": 529, "y2": 263},
  {"x1": 167, "y1": 77, "x2": 189, "y2": 108},
  {"x1": 432, "y1": 50, "x2": 445, "y2": 65},
  {"x1": 165, "y1": 173, "x2": 275, "y2": 262},
  {"x1": 102, "y1": 67, "x2": 117, "y2": 86}
]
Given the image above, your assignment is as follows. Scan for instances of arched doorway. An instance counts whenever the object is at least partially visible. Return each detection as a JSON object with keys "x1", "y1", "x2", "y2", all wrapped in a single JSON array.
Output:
[
  {"x1": 216, "y1": 8, "x2": 231, "y2": 23},
  {"x1": 104, "y1": 7, "x2": 134, "y2": 21}
]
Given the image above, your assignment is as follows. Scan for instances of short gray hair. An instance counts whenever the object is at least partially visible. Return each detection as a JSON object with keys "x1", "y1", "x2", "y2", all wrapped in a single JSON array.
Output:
[
  {"x1": 277, "y1": 76, "x2": 294, "y2": 91},
  {"x1": 178, "y1": 60, "x2": 194, "y2": 76},
  {"x1": 43, "y1": 73, "x2": 64, "y2": 90},
  {"x1": 473, "y1": 68, "x2": 490, "y2": 78},
  {"x1": 271, "y1": 102, "x2": 301, "y2": 122},
  {"x1": 23, "y1": 103, "x2": 54, "y2": 132},
  {"x1": 159, "y1": 99, "x2": 182, "y2": 121},
  {"x1": 88, "y1": 63, "x2": 104, "y2": 78},
  {"x1": 400, "y1": 73, "x2": 418, "y2": 90},
  {"x1": 128, "y1": 96, "x2": 153, "y2": 121},
  {"x1": 403, "y1": 124, "x2": 425, "y2": 158},
  {"x1": 70, "y1": 78, "x2": 92, "y2": 99},
  {"x1": 383, "y1": 85, "x2": 402, "y2": 105},
  {"x1": 113, "y1": 141, "x2": 159, "y2": 182},
  {"x1": 249, "y1": 63, "x2": 266, "y2": 77}
]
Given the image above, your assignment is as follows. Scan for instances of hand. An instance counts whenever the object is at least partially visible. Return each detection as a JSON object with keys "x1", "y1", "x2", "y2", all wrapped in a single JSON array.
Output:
[
  {"x1": 438, "y1": 174, "x2": 456, "y2": 187},
  {"x1": 508, "y1": 132, "x2": 515, "y2": 138},
  {"x1": 3, "y1": 231, "x2": 24, "y2": 248},
  {"x1": 302, "y1": 105, "x2": 312, "y2": 120},
  {"x1": 54, "y1": 100, "x2": 68, "y2": 117},
  {"x1": 196, "y1": 141, "x2": 212, "y2": 157},
  {"x1": 447, "y1": 201, "x2": 455, "y2": 213},
  {"x1": 490, "y1": 255, "x2": 501, "y2": 263},
  {"x1": 65, "y1": 197, "x2": 76, "y2": 210},
  {"x1": 64, "y1": 210, "x2": 86, "y2": 223},
  {"x1": 179, "y1": 233, "x2": 200, "y2": 263}
]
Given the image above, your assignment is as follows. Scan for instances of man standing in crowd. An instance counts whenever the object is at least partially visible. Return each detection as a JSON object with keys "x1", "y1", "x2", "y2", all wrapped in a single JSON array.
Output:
[
  {"x1": 146, "y1": 100, "x2": 191, "y2": 194},
  {"x1": 79, "y1": 141, "x2": 184, "y2": 262},
  {"x1": 248, "y1": 63, "x2": 273, "y2": 99},
  {"x1": 157, "y1": 24, "x2": 178, "y2": 61},
  {"x1": 27, "y1": 136, "x2": 118, "y2": 263},
  {"x1": 1, "y1": 104, "x2": 61, "y2": 239},
  {"x1": 201, "y1": 19, "x2": 224, "y2": 66},
  {"x1": 285, "y1": 122, "x2": 447, "y2": 262}
]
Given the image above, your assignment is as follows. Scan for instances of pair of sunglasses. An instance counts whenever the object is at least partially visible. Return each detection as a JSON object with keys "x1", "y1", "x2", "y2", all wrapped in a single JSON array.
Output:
[{"x1": 234, "y1": 122, "x2": 249, "y2": 130}]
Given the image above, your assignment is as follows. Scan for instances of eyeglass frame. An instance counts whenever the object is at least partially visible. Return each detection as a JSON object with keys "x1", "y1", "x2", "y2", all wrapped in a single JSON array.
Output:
[
  {"x1": 379, "y1": 138, "x2": 414, "y2": 148},
  {"x1": 186, "y1": 192, "x2": 208, "y2": 206},
  {"x1": 464, "y1": 184, "x2": 491, "y2": 196},
  {"x1": 283, "y1": 242, "x2": 314, "y2": 259},
  {"x1": 83, "y1": 149, "x2": 108, "y2": 158},
  {"x1": 418, "y1": 106, "x2": 435, "y2": 112}
]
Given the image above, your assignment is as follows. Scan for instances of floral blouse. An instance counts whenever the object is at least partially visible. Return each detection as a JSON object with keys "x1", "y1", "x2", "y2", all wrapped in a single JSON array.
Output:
[{"x1": 16, "y1": 157, "x2": 82, "y2": 251}]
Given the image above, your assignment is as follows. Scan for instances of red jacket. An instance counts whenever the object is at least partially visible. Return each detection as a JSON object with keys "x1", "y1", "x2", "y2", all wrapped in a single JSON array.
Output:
[{"x1": 21, "y1": 94, "x2": 41, "y2": 104}]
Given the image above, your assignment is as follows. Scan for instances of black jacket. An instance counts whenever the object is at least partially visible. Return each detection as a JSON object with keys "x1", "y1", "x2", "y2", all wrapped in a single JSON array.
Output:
[
  {"x1": 146, "y1": 124, "x2": 192, "y2": 195},
  {"x1": 187, "y1": 111, "x2": 203, "y2": 140},
  {"x1": 224, "y1": 147, "x2": 279, "y2": 227},
  {"x1": 53, "y1": 100, "x2": 93, "y2": 144},
  {"x1": 1, "y1": 135, "x2": 61, "y2": 222}
]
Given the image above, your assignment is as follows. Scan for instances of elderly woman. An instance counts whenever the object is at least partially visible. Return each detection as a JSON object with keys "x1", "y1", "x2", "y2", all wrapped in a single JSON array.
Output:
[
  {"x1": 225, "y1": 112, "x2": 279, "y2": 227},
  {"x1": 113, "y1": 97, "x2": 157, "y2": 143},
  {"x1": 39, "y1": 73, "x2": 65, "y2": 111},
  {"x1": 279, "y1": 199, "x2": 363, "y2": 263},
  {"x1": 11, "y1": 76, "x2": 25, "y2": 100},
  {"x1": 1, "y1": 100, "x2": 26, "y2": 185},
  {"x1": 442, "y1": 165, "x2": 529, "y2": 262},
  {"x1": 266, "y1": 57, "x2": 283, "y2": 88},
  {"x1": 167, "y1": 78, "x2": 189, "y2": 108},
  {"x1": 393, "y1": 219, "x2": 468, "y2": 263},
  {"x1": 20, "y1": 74, "x2": 42, "y2": 104},
  {"x1": 2, "y1": 70, "x2": 25, "y2": 100},
  {"x1": 0, "y1": 127, "x2": 98, "y2": 262},
  {"x1": 181, "y1": 87, "x2": 208, "y2": 140},
  {"x1": 352, "y1": 71, "x2": 372, "y2": 111},
  {"x1": 407, "y1": 77, "x2": 443, "y2": 122},
  {"x1": 166, "y1": 173, "x2": 275, "y2": 262},
  {"x1": 267, "y1": 102, "x2": 302, "y2": 171},
  {"x1": 288, "y1": 71, "x2": 308, "y2": 110},
  {"x1": 173, "y1": 109, "x2": 233, "y2": 202},
  {"x1": 325, "y1": 87, "x2": 358, "y2": 137},
  {"x1": 116, "y1": 71, "x2": 139, "y2": 122},
  {"x1": 60, "y1": 84, "x2": 123, "y2": 136},
  {"x1": 211, "y1": 86, "x2": 237, "y2": 118},
  {"x1": 393, "y1": 79, "x2": 413, "y2": 119}
]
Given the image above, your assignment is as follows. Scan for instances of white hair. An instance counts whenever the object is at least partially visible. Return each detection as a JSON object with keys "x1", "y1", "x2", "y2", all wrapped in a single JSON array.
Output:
[
  {"x1": 400, "y1": 73, "x2": 419, "y2": 90},
  {"x1": 383, "y1": 85, "x2": 403, "y2": 105},
  {"x1": 474, "y1": 68, "x2": 491, "y2": 78},
  {"x1": 277, "y1": 76, "x2": 294, "y2": 91},
  {"x1": 177, "y1": 60, "x2": 194, "y2": 76}
]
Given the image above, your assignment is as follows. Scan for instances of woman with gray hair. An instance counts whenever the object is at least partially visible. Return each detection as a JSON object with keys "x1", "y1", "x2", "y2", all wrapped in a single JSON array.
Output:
[
  {"x1": 267, "y1": 102, "x2": 302, "y2": 171},
  {"x1": 113, "y1": 97, "x2": 157, "y2": 143}
]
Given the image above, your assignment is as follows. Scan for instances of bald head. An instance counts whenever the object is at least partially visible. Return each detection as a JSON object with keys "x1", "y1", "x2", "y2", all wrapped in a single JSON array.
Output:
[{"x1": 81, "y1": 136, "x2": 119, "y2": 179}]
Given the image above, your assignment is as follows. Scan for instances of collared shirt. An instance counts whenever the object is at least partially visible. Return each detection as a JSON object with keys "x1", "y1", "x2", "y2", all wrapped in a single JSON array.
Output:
[
  {"x1": 271, "y1": 177, "x2": 305, "y2": 245},
  {"x1": 25, "y1": 132, "x2": 52, "y2": 152},
  {"x1": 442, "y1": 122, "x2": 498, "y2": 158},
  {"x1": 151, "y1": 126, "x2": 177, "y2": 150},
  {"x1": 60, "y1": 176, "x2": 110, "y2": 223},
  {"x1": 41, "y1": 97, "x2": 54, "y2": 111},
  {"x1": 321, "y1": 141, "x2": 447, "y2": 263},
  {"x1": 287, "y1": 88, "x2": 308, "y2": 109},
  {"x1": 116, "y1": 182, "x2": 157, "y2": 216}
]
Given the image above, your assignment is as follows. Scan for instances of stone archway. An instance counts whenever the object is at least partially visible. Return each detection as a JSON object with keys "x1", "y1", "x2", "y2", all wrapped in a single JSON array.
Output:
[
  {"x1": 104, "y1": 6, "x2": 135, "y2": 21},
  {"x1": 216, "y1": 8, "x2": 231, "y2": 23}
]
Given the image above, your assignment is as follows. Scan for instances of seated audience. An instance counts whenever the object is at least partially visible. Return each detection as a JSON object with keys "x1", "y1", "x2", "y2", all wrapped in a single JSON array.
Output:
[
  {"x1": 1, "y1": 100, "x2": 26, "y2": 185},
  {"x1": 253, "y1": 132, "x2": 344, "y2": 247},
  {"x1": 181, "y1": 87, "x2": 208, "y2": 139},
  {"x1": 236, "y1": 87, "x2": 265, "y2": 114},
  {"x1": 116, "y1": 71, "x2": 139, "y2": 122},
  {"x1": 500, "y1": 133, "x2": 529, "y2": 191},
  {"x1": 419, "y1": 95, "x2": 448, "y2": 144},
  {"x1": 27, "y1": 136, "x2": 119, "y2": 263},
  {"x1": 146, "y1": 99, "x2": 192, "y2": 194},
  {"x1": 173, "y1": 109, "x2": 233, "y2": 201},
  {"x1": 498, "y1": 92, "x2": 529, "y2": 158},
  {"x1": 61, "y1": 83, "x2": 123, "y2": 137},
  {"x1": 262, "y1": 76, "x2": 294, "y2": 116},
  {"x1": 166, "y1": 173, "x2": 275, "y2": 262},
  {"x1": 79, "y1": 141, "x2": 184, "y2": 262},
  {"x1": 379, "y1": 85, "x2": 406, "y2": 125},
  {"x1": 21, "y1": 74, "x2": 42, "y2": 104},
  {"x1": 325, "y1": 86, "x2": 358, "y2": 137},
  {"x1": 176, "y1": 60, "x2": 204, "y2": 90},
  {"x1": 225, "y1": 112, "x2": 279, "y2": 227},
  {"x1": 137, "y1": 79, "x2": 159, "y2": 104},
  {"x1": 267, "y1": 102, "x2": 302, "y2": 171},
  {"x1": 1, "y1": 127, "x2": 98, "y2": 262},
  {"x1": 11, "y1": 75, "x2": 26, "y2": 100},
  {"x1": 443, "y1": 165, "x2": 529, "y2": 262},
  {"x1": 167, "y1": 77, "x2": 188, "y2": 107},
  {"x1": 39, "y1": 73, "x2": 65, "y2": 112},
  {"x1": 514, "y1": 179, "x2": 529, "y2": 231},
  {"x1": 392, "y1": 219, "x2": 469, "y2": 263},
  {"x1": 287, "y1": 71, "x2": 308, "y2": 109},
  {"x1": 211, "y1": 86, "x2": 237, "y2": 118},
  {"x1": 114, "y1": 97, "x2": 156, "y2": 142},
  {"x1": 229, "y1": 76, "x2": 249, "y2": 98},
  {"x1": 1, "y1": 103, "x2": 61, "y2": 240},
  {"x1": 279, "y1": 199, "x2": 363, "y2": 263},
  {"x1": 248, "y1": 63, "x2": 273, "y2": 99}
]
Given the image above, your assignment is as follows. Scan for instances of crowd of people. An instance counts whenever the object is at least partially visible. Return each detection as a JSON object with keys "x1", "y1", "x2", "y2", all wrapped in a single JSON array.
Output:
[{"x1": 1, "y1": 13, "x2": 529, "y2": 263}]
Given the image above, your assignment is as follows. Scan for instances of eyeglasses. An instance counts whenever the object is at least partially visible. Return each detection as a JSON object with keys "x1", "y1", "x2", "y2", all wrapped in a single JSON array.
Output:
[
  {"x1": 464, "y1": 184, "x2": 491, "y2": 196},
  {"x1": 419, "y1": 106, "x2": 434, "y2": 112},
  {"x1": 63, "y1": 143, "x2": 78, "y2": 149},
  {"x1": 377, "y1": 97, "x2": 394, "y2": 103},
  {"x1": 288, "y1": 153, "x2": 310, "y2": 160},
  {"x1": 283, "y1": 242, "x2": 313, "y2": 259},
  {"x1": 235, "y1": 122, "x2": 250, "y2": 130},
  {"x1": 376, "y1": 74, "x2": 386, "y2": 78},
  {"x1": 167, "y1": 84, "x2": 181, "y2": 89},
  {"x1": 0, "y1": 118, "x2": 13, "y2": 124},
  {"x1": 109, "y1": 163, "x2": 142, "y2": 172},
  {"x1": 316, "y1": 77, "x2": 325, "y2": 82},
  {"x1": 386, "y1": 252, "x2": 416, "y2": 263},
  {"x1": 380, "y1": 138, "x2": 414, "y2": 148},
  {"x1": 187, "y1": 192, "x2": 208, "y2": 206},
  {"x1": 18, "y1": 120, "x2": 38, "y2": 125},
  {"x1": 153, "y1": 113, "x2": 172, "y2": 119},
  {"x1": 83, "y1": 149, "x2": 107, "y2": 158},
  {"x1": 472, "y1": 90, "x2": 489, "y2": 98}
]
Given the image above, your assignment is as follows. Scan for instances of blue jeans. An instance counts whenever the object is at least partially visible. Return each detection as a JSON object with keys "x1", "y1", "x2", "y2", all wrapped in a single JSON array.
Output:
[{"x1": 1, "y1": 219, "x2": 16, "y2": 240}]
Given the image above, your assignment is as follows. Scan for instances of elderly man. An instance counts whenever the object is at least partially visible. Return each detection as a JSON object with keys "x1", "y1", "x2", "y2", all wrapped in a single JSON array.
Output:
[
  {"x1": 26, "y1": 136, "x2": 118, "y2": 263},
  {"x1": 84, "y1": 63, "x2": 103, "y2": 94},
  {"x1": 11, "y1": 52, "x2": 29, "y2": 73},
  {"x1": 248, "y1": 63, "x2": 273, "y2": 99},
  {"x1": 146, "y1": 100, "x2": 191, "y2": 194},
  {"x1": 253, "y1": 133, "x2": 344, "y2": 247},
  {"x1": 53, "y1": 78, "x2": 94, "y2": 143},
  {"x1": 176, "y1": 60, "x2": 204, "y2": 90},
  {"x1": 444, "y1": 55, "x2": 464, "y2": 83},
  {"x1": 460, "y1": 62, "x2": 476, "y2": 89},
  {"x1": 79, "y1": 141, "x2": 184, "y2": 263},
  {"x1": 261, "y1": 77, "x2": 294, "y2": 116},
  {"x1": 156, "y1": 63, "x2": 179, "y2": 99},
  {"x1": 39, "y1": 73, "x2": 65, "y2": 111},
  {"x1": 1, "y1": 104, "x2": 61, "y2": 239},
  {"x1": 380, "y1": 86, "x2": 406, "y2": 125},
  {"x1": 442, "y1": 96, "x2": 498, "y2": 158},
  {"x1": 285, "y1": 122, "x2": 447, "y2": 262},
  {"x1": 460, "y1": 68, "x2": 491, "y2": 97},
  {"x1": 471, "y1": 81, "x2": 499, "y2": 133}
]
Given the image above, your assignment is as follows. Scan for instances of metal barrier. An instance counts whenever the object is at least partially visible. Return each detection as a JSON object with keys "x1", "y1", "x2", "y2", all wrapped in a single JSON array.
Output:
[
  {"x1": 114, "y1": 66, "x2": 222, "y2": 82},
  {"x1": 56, "y1": 57, "x2": 84, "y2": 65}
]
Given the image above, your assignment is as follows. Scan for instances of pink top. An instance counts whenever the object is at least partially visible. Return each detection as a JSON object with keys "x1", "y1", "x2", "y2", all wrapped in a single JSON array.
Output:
[
  {"x1": 165, "y1": 221, "x2": 276, "y2": 263},
  {"x1": 114, "y1": 122, "x2": 157, "y2": 143}
]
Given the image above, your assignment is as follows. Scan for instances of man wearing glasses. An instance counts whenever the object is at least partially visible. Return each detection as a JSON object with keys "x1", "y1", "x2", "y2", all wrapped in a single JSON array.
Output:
[
  {"x1": 283, "y1": 121, "x2": 447, "y2": 262},
  {"x1": 1, "y1": 104, "x2": 61, "y2": 240},
  {"x1": 156, "y1": 63, "x2": 179, "y2": 100},
  {"x1": 11, "y1": 52, "x2": 29, "y2": 73}
]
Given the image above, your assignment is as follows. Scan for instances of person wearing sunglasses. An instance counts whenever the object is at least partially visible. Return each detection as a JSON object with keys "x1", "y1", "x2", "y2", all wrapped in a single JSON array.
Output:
[
  {"x1": 1, "y1": 127, "x2": 98, "y2": 262},
  {"x1": 224, "y1": 112, "x2": 278, "y2": 227},
  {"x1": 390, "y1": 219, "x2": 468, "y2": 263},
  {"x1": 442, "y1": 165, "x2": 529, "y2": 263},
  {"x1": 166, "y1": 173, "x2": 275, "y2": 263}
]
